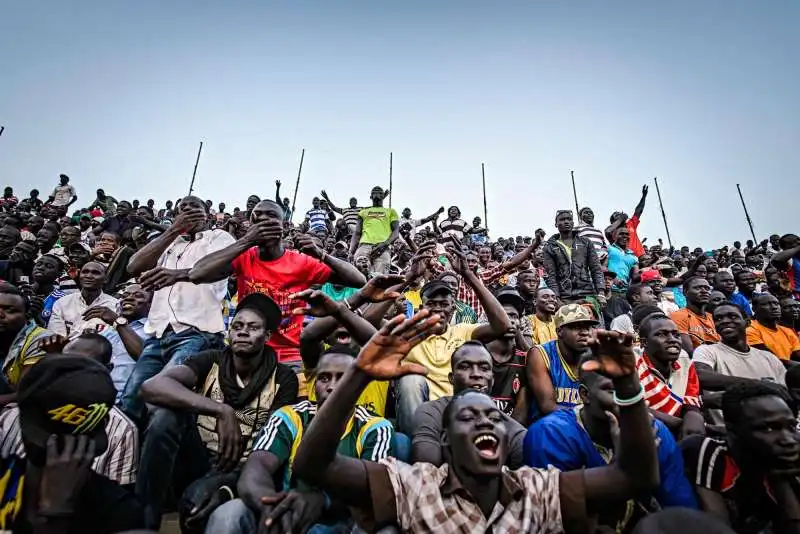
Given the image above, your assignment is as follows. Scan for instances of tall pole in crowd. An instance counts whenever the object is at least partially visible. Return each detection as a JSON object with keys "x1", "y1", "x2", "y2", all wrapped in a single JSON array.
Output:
[
  {"x1": 736, "y1": 183, "x2": 757, "y2": 243},
  {"x1": 481, "y1": 162, "x2": 488, "y2": 229},
  {"x1": 570, "y1": 170, "x2": 580, "y2": 213},
  {"x1": 388, "y1": 152, "x2": 393, "y2": 209},
  {"x1": 0, "y1": 126, "x2": 5, "y2": 138},
  {"x1": 653, "y1": 177, "x2": 673, "y2": 248},
  {"x1": 188, "y1": 141, "x2": 203, "y2": 196},
  {"x1": 291, "y1": 148, "x2": 305, "y2": 218}
]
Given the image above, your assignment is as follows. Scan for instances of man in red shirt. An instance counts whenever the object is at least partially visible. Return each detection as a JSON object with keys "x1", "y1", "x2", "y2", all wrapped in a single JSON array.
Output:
[
  {"x1": 606, "y1": 185, "x2": 649, "y2": 258},
  {"x1": 190, "y1": 199, "x2": 366, "y2": 366}
]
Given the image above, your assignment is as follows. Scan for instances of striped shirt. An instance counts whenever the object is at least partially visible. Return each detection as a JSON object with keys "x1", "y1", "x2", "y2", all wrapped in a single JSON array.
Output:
[
  {"x1": 341, "y1": 207, "x2": 361, "y2": 227},
  {"x1": 636, "y1": 351, "x2": 701, "y2": 416},
  {"x1": 305, "y1": 209, "x2": 329, "y2": 233},
  {"x1": 576, "y1": 224, "x2": 607, "y2": 260},
  {"x1": 0, "y1": 404, "x2": 139, "y2": 485}
]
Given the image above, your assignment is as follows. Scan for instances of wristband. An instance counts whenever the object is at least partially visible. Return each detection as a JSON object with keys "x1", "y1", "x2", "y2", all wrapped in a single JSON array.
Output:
[
  {"x1": 219, "y1": 485, "x2": 235, "y2": 502},
  {"x1": 612, "y1": 384, "x2": 645, "y2": 407}
]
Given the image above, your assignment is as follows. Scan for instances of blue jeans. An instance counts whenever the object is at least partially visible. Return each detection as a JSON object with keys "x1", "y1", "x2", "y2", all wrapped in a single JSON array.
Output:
[
  {"x1": 205, "y1": 499, "x2": 358, "y2": 534},
  {"x1": 394, "y1": 374, "x2": 429, "y2": 435},
  {"x1": 119, "y1": 327, "x2": 224, "y2": 423}
]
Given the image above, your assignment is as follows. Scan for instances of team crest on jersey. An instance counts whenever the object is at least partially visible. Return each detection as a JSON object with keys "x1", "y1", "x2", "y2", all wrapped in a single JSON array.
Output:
[{"x1": 512, "y1": 376, "x2": 520, "y2": 394}]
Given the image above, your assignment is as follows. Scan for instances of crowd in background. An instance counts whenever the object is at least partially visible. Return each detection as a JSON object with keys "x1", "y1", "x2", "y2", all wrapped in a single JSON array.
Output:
[{"x1": 0, "y1": 173, "x2": 798, "y2": 533}]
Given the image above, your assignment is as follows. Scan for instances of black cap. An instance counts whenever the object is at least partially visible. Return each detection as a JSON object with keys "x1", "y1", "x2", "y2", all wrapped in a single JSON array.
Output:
[
  {"x1": 421, "y1": 280, "x2": 454, "y2": 299},
  {"x1": 236, "y1": 292, "x2": 282, "y2": 331},
  {"x1": 494, "y1": 287, "x2": 525, "y2": 315},
  {"x1": 17, "y1": 356, "x2": 116, "y2": 453}
]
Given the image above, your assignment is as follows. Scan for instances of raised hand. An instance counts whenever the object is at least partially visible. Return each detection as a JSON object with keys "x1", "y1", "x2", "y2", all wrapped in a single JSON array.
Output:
[
  {"x1": 275, "y1": 179, "x2": 281, "y2": 187},
  {"x1": 359, "y1": 274, "x2": 406, "y2": 303},
  {"x1": 642, "y1": 184, "x2": 649, "y2": 196},
  {"x1": 172, "y1": 208, "x2": 207, "y2": 232},
  {"x1": 39, "y1": 334, "x2": 69, "y2": 354},
  {"x1": 355, "y1": 311, "x2": 440, "y2": 380},
  {"x1": 82, "y1": 306, "x2": 119, "y2": 325},
  {"x1": 320, "y1": 190, "x2": 329, "y2": 200},
  {"x1": 295, "y1": 234, "x2": 323, "y2": 259},
  {"x1": 243, "y1": 220, "x2": 283, "y2": 246},
  {"x1": 582, "y1": 330, "x2": 637, "y2": 378},
  {"x1": 289, "y1": 289, "x2": 341, "y2": 317}
]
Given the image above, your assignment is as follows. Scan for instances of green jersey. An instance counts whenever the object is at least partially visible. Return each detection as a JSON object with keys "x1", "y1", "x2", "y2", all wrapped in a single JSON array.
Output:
[{"x1": 251, "y1": 401, "x2": 394, "y2": 491}]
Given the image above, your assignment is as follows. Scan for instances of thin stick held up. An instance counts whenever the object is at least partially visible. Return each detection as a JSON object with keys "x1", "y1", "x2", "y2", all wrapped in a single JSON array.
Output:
[
  {"x1": 654, "y1": 177, "x2": 673, "y2": 248},
  {"x1": 481, "y1": 162, "x2": 488, "y2": 229},
  {"x1": 570, "y1": 170, "x2": 580, "y2": 214},
  {"x1": 736, "y1": 183, "x2": 757, "y2": 243},
  {"x1": 291, "y1": 148, "x2": 305, "y2": 220},
  {"x1": 389, "y1": 152, "x2": 393, "y2": 209},
  {"x1": 188, "y1": 141, "x2": 203, "y2": 196}
]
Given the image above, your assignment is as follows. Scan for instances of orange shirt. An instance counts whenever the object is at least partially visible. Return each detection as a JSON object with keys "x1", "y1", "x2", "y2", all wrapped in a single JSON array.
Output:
[
  {"x1": 746, "y1": 320, "x2": 800, "y2": 360},
  {"x1": 670, "y1": 308, "x2": 720, "y2": 349}
]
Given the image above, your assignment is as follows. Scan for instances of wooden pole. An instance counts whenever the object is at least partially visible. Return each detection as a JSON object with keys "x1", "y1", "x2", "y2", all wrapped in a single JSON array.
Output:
[
  {"x1": 570, "y1": 170, "x2": 580, "y2": 214},
  {"x1": 290, "y1": 148, "x2": 305, "y2": 219},
  {"x1": 736, "y1": 183, "x2": 757, "y2": 243},
  {"x1": 481, "y1": 162, "x2": 488, "y2": 229},
  {"x1": 388, "y1": 152, "x2": 393, "y2": 209},
  {"x1": 188, "y1": 141, "x2": 203, "y2": 196},
  {"x1": 653, "y1": 177, "x2": 673, "y2": 248},
  {"x1": 0, "y1": 126, "x2": 5, "y2": 137}
]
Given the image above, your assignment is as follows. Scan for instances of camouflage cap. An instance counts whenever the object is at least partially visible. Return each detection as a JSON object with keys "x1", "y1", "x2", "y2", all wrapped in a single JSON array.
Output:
[{"x1": 554, "y1": 303, "x2": 599, "y2": 329}]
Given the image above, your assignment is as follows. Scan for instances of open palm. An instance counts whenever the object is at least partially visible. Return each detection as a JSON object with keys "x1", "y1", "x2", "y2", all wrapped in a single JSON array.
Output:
[
  {"x1": 355, "y1": 311, "x2": 441, "y2": 380},
  {"x1": 582, "y1": 330, "x2": 637, "y2": 378},
  {"x1": 360, "y1": 274, "x2": 406, "y2": 303},
  {"x1": 289, "y1": 289, "x2": 340, "y2": 318}
]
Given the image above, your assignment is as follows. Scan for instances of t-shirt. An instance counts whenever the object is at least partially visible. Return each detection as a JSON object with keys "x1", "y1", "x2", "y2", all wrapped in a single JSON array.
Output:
[
  {"x1": 670, "y1": 308, "x2": 720, "y2": 349},
  {"x1": 439, "y1": 218, "x2": 469, "y2": 240},
  {"x1": 527, "y1": 314, "x2": 557, "y2": 345},
  {"x1": 606, "y1": 244, "x2": 638, "y2": 287},
  {"x1": 305, "y1": 208, "x2": 330, "y2": 233},
  {"x1": 358, "y1": 207, "x2": 398, "y2": 245},
  {"x1": 692, "y1": 342, "x2": 786, "y2": 384},
  {"x1": 746, "y1": 320, "x2": 800, "y2": 360},
  {"x1": 251, "y1": 401, "x2": 393, "y2": 491},
  {"x1": 399, "y1": 217, "x2": 421, "y2": 238},
  {"x1": 626, "y1": 215, "x2": 644, "y2": 257},
  {"x1": 50, "y1": 184, "x2": 76, "y2": 207},
  {"x1": 491, "y1": 349, "x2": 528, "y2": 416},
  {"x1": 183, "y1": 349, "x2": 299, "y2": 458},
  {"x1": 404, "y1": 324, "x2": 479, "y2": 400},
  {"x1": 0, "y1": 454, "x2": 144, "y2": 533},
  {"x1": 232, "y1": 248, "x2": 332, "y2": 362},
  {"x1": 341, "y1": 207, "x2": 361, "y2": 227},
  {"x1": 320, "y1": 282, "x2": 358, "y2": 302},
  {"x1": 729, "y1": 291, "x2": 753, "y2": 317},
  {"x1": 576, "y1": 224, "x2": 607, "y2": 260}
]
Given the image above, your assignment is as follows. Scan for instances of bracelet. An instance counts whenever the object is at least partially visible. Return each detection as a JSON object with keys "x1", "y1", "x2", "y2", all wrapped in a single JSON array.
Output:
[
  {"x1": 219, "y1": 485, "x2": 235, "y2": 502},
  {"x1": 612, "y1": 384, "x2": 645, "y2": 407}
]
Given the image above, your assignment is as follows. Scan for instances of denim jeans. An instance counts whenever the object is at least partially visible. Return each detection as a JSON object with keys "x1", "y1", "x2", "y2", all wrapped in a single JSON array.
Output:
[
  {"x1": 137, "y1": 407, "x2": 212, "y2": 529},
  {"x1": 205, "y1": 499, "x2": 363, "y2": 534},
  {"x1": 119, "y1": 327, "x2": 224, "y2": 423},
  {"x1": 394, "y1": 374, "x2": 429, "y2": 434}
]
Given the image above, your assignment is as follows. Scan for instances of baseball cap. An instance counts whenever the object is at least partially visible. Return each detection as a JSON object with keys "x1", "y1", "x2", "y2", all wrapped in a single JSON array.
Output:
[
  {"x1": 554, "y1": 303, "x2": 599, "y2": 329},
  {"x1": 640, "y1": 270, "x2": 662, "y2": 283},
  {"x1": 236, "y1": 292, "x2": 282, "y2": 331},
  {"x1": 494, "y1": 287, "x2": 525, "y2": 315},
  {"x1": 421, "y1": 279, "x2": 453, "y2": 299},
  {"x1": 17, "y1": 356, "x2": 116, "y2": 453},
  {"x1": 602, "y1": 268, "x2": 617, "y2": 279}
]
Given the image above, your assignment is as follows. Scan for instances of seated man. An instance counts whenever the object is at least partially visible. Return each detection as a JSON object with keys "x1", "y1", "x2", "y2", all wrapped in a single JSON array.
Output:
[
  {"x1": 207, "y1": 345, "x2": 394, "y2": 533},
  {"x1": 48, "y1": 261, "x2": 119, "y2": 338},
  {"x1": 746, "y1": 292, "x2": 800, "y2": 361},
  {"x1": 0, "y1": 332, "x2": 140, "y2": 489},
  {"x1": 292, "y1": 311, "x2": 659, "y2": 534},
  {"x1": 525, "y1": 353, "x2": 697, "y2": 532},
  {"x1": 136, "y1": 293, "x2": 299, "y2": 530},
  {"x1": 682, "y1": 382, "x2": 800, "y2": 533},
  {"x1": 0, "y1": 355, "x2": 144, "y2": 532},
  {"x1": 411, "y1": 340, "x2": 526, "y2": 468},
  {"x1": 636, "y1": 313, "x2": 706, "y2": 438},
  {"x1": 526, "y1": 304, "x2": 597, "y2": 421}
]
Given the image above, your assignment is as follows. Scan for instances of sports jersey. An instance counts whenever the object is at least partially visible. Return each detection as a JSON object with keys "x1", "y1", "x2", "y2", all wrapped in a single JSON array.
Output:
[
  {"x1": 528, "y1": 340, "x2": 581, "y2": 422},
  {"x1": 491, "y1": 349, "x2": 528, "y2": 416},
  {"x1": 251, "y1": 401, "x2": 394, "y2": 491}
]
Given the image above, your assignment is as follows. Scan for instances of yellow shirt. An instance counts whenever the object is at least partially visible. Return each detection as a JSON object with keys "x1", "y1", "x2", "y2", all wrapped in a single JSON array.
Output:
[
  {"x1": 405, "y1": 324, "x2": 479, "y2": 400},
  {"x1": 404, "y1": 290, "x2": 422, "y2": 312},
  {"x1": 306, "y1": 373, "x2": 389, "y2": 416},
  {"x1": 529, "y1": 315, "x2": 557, "y2": 345}
]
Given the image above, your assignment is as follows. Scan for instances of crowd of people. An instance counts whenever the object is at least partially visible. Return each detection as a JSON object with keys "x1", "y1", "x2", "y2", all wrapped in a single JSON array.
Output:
[{"x1": 0, "y1": 173, "x2": 798, "y2": 534}]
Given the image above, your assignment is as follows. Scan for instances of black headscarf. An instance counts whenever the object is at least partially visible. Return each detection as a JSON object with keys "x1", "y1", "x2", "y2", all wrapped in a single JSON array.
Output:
[{"x1": 217, "y1": 345, "x2": 278, "y2": 409}]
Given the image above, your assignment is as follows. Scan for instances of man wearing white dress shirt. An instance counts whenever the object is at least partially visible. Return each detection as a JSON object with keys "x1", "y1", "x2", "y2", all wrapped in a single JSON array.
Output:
[
  {"x1": 48, "y1": 261, "x2": 119, "y2": 338},
  {"x1": 119, "y1": 196, "x2": 235, "y2": 423}
]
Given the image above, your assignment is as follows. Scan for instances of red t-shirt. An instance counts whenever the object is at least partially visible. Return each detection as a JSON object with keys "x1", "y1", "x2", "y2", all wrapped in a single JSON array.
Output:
[
  {"x1": 232, "y1": 248, "x2": 332, "y2": 363},
  {"x1": 626, "y1": 215, "x2": 644, "y2": 257}
]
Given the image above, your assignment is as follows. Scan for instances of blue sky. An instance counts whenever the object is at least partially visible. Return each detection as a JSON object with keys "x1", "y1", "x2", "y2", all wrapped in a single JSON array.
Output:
[{"x1": 1, "y1": 1, "x2": 796, "y2": 248}]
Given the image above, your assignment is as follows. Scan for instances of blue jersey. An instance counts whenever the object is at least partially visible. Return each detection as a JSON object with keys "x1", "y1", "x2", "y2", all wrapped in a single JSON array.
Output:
[
  {"x1": 528, "y1": 340, "x2": 581, "y2": 422},
  {"x1": 525, "y1": 407, "x2": 698, "y2": 529}
]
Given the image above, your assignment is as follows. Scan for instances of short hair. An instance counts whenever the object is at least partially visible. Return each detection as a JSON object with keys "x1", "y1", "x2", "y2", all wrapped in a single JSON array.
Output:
[
  {"x1": 625, "y1": 284, "x2": 647, "y2": 305},
  {"x1": 682, "y1": 276, "x2": 706, "y2": 292},
  {"x1": 733, "y1": 269, "x2": 754, "y2": 283},
  {"x1": 751, "y1": 293, "x2": 775, "y2": 307},
  {"x1": 713, "y1": 302, "x2": 745, "y2": 319},
  {"x1": 779, "y1": 234, "x2": 800, "y2": 250},
  {"x1": 451, "y1": 340, "x2": 488, "y2": 368},
  {"x1": 442, "y1": 388, "x2": 489, "y2": 429},
  {"x1": 786, "y1": 365, "x2": 800, "y2": 390},
  {"x1": 631, "y1": 507, "x2": 736, "y2": 534},
  {"x1": 71, "y1": 333, "x2": 114, "y2": 365},
  {"x1": 320, "y1": 344, "x2": 358, "y2": 359},
  {"x1": 0, "y1": 283, "x2": 28, "y2": 311},
  {"x1": 633, "y1": 305, "x2": 667, "y2": 334},
  {"x1": 722, "y1": 380, "x2": 795, "y2": 431},
  {"x1": 101, "y1": 231, "x2": 121, "y2": 243}
]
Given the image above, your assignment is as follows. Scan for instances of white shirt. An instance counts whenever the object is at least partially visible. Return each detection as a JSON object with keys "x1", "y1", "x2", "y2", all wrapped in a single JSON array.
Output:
[
  {"x1": 49, "y1": 291, "x2": 119, "y2": 338},
  {"x1": 610, "y1": 313, "x2": 634, "y2": 335},
  {"x1": 145, "y1": 229, "x2": 236, "y2": 338},
  {"x1": 51, "y1": 184, "x2": 76, "y2": 207},
  {"x1": 399, "y1": 217, "x2": 421, "y2": 238},
  {"x1": 657, "y1": 296, "x2": 679, "y2": 315}
]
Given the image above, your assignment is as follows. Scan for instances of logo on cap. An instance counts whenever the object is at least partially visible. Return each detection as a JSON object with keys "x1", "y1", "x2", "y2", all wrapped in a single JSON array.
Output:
[{"x1": 48, "y1": 403, "x2": 110, "y2": 434}]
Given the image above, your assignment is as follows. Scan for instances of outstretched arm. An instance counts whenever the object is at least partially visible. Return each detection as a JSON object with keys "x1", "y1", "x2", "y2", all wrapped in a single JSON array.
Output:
[
  {"x1": 320, "y1": 190, "x2": 344, "y2": 215},
  {"x1": 500, "y1": 231, "x2": 544, "y2": 272},
  {"x1": 772, "y1": 245, "x2": 800, "y2": 269},
  {"x1": 633, "y1": 185, "x2": 648, "y2": 219},
  {"x1": 419, "y1": 207, "x2": 444, "y2": 225}
]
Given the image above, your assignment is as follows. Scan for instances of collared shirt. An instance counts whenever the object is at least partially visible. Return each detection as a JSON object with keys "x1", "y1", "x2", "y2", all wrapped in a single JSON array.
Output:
[
  {"x1": 361, "y1": 457, "x2": 588, "y2": 533},
  {"x1": 637, "y1": 351, "x2": 701, "y2": 416},
  {"x1": 0, "y1": 404, "x2": 139, "y2": 486},
  {"x1": 145, "y1": 229, "x2": 236, "y2": 337},
  {"x1": 405, "y1": 324, "x2": 479, "y2": 400},
  {"x1": 48, "y1": 291, "x2": 119, "y2": 339},
  {"x1": 102, "y1": 318, "x2": 150, "y2": 400}
]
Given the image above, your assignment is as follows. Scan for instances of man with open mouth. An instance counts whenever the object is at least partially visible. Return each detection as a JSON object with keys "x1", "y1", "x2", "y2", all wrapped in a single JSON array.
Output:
[{"x1": 293, "y1": 310, "x2": 659, "y2": 533}]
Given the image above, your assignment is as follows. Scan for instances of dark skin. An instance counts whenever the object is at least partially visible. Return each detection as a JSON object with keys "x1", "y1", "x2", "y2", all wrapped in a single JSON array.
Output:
[
  {"x1": 527, "y1": 320, "x2": 594, "y2": 415},
  {"x1": 348, "y1": 189, "x2": 400, "y2": 260},
  {"x1": 751, "y1": 294, "x2": 800, "y2": 361},
  {"x1": 189, "y1": 200, "x2": 365, "y2": 288},
  {"x1": 695, "y1": 304, "x2": 761, "y2": 392},
  {"x1": 83, "y1": 284, "x2": 152, "y2": 361},
  {"x1": 641, "y1": 317, "x2": 706, "y2": 438},
  {"x1": 679, "y1": 277, "x2": 712, "y2": 355},
  {"x1": 35, "y1": 228, "x2": 58, "y2": 255},
  {"x1": 781, "y1": 297, "x2": 800, "y2": 330},
  {"x1": 736, "y1": 271, "x2": 758, "y2": 299},
  {"x1": 713, "y1": 271, "x2": 736, "y2": 297},
  {"x1": 485, "y1": 304, "x2": 529, "y2": 423},
  {"x1": 697, "y1": 395, "x2": 800, "y2": 532},
  {"x1": 0, "y1": 293, "x2": 29, "y2": 404},
  {"x1": 293, "y1": 312, "x2": 658, "y2": 523},
  {"x1": 238, "y1": 353, "x2": 351, "y2": 534},
  {"x1": 32, "y1": 256, "x2": 62, "y2": 296},
  {"x1": 76, "y1": 262, "x2": 106, "y2": 307}
]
